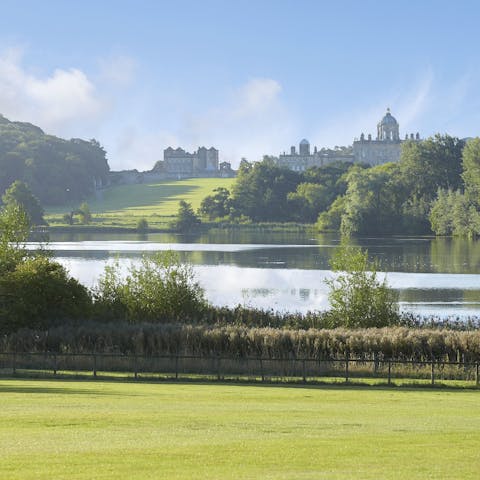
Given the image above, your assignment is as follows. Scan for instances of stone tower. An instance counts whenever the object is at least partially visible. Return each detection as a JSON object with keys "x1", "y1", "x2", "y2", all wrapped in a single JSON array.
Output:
[
  {"x1": 299, "y1": 139, "x2": 310, "y2": 155},
  {"x1": 377, "y1": 108, "x2": 399, "y2": 141}
]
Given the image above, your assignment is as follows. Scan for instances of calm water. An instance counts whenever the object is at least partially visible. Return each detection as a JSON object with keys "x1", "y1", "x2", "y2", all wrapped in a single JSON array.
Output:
[{"x1": 29, "y1": 231, "x2": 480, "y2": 318}]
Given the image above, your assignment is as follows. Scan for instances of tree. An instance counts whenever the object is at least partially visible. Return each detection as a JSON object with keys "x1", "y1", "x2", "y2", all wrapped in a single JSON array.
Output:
[
  {"x1": 287, "y1": 183, "x2": 331, "y2": 222},
  {"x1": 0, "y1": 205, "x2": 91, "y2": 333},
  {"x1": 199, "y1": 187, "x2": 232, "y2": 220},
  {"x1": 77, "y1": 202, "x2": 92, "y2": 225},
  {"x1": 340, "y1": 163, "x2": 405, "y2": 236},
  {"x1": 231, "y1": 159, "x2": 302, "y2": 221},
  {"x1": 462, "y1": 137, "x2": 480, "y2": 201},
  {"x1": 2, "y1": 180, "x2": 45, "y2": 225},
  {"x1": 0, "y1": 115, "x2": 109, "y2": 206},
  {"x1": 0, "y1": 256, "x2": 91, "y2": 333},
  {"x1": 0, "y1": 202, "x2": 30, "y2": 273},
  {"x1": 136, "y1": 218, "x2": 149, "y2": 233},
  {"x1": 171, "y1": 200, "x2": 201, "y2": 232},
  {"x1": 93, "y1": 251, "x2": 207, "y2": 323},
  {"x1": 325, "y1": 241, "x2": 399, "y2": 328},
  {"x1": 400, "y1": 134, "x2": 465, "y2": 201}
]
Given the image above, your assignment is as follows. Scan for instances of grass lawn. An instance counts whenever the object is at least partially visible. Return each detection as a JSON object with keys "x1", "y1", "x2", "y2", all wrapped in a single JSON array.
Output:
[
  {"x1": 1, "y1": 379, "x2": 479, "y2": 479},
  {"x1": 45, "y1": 177, "x2": 236, "y2": 229}
]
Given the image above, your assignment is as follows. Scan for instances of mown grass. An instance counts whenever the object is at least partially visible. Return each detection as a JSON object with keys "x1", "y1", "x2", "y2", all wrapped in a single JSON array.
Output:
[
  {"x1": 45, "y1": 178, "x2": 236, "y2": 229},
  {"x1": 1, "y1": 379, "x2": 479, "y2": 479}
]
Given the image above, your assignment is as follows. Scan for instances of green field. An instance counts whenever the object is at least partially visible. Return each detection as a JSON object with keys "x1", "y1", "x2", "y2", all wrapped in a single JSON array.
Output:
[
  {"x1": 46, "y1": 177, "x2": 236, "y2": 229},
  {"x1": 1, "y1": 379, "x2": 479, "y2": 479}
]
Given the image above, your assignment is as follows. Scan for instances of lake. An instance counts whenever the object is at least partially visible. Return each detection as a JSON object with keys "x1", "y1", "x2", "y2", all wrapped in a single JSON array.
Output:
[{"x1": 29, "y1": 231, "x2": 480, "y2": 319}]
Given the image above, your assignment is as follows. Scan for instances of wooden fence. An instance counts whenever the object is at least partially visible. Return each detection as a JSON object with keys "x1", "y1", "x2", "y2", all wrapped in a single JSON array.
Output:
[{"x1": 1, "y1": 352, "x2": 479, "y2": 387}]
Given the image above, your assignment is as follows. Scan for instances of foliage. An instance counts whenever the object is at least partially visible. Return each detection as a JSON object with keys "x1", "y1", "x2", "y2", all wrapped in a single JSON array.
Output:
[
  {"x1": 287, "y1": 182, "x2": 331, "y2": 222},
  {"x1": 325, "y1": 241, "x2": 399, "y2": 327},
  {"x1": 6, "y1": 322, "x2": 480, "y2": 363},
  {"x1": 339, "y1": 163, "x2": 405, "y2": 236},
  {"x1": 231, "y1": 158, "x2": 302, "y2": 221},
  {"x1": 136, "y1": 217, "x2": 149, "y2": 232},
  {"x1": 0, "y1": 256, "x2": 91, "y2": 333},
  {"x1": 400, "y1": 134, "x2": 465, "y2": 201},
  {"x1": 170, "y1": 200, "x2": 201, "y2": 232},
  {"x1": 93, "y1": 251, "x2": 207, "y2": 323},
  {"x1": 0, "y1": 202, "x2": 30, "y2": 273},
  {"x1": 2, "y1": 180, "x2": 45, "y2": 225},
  {"x1": 198, "y1": 187, "x2": 232, "y2": 219},
  {"x1": 316, "y1": 195, "x2": 346, "y2": 231},
  {"x1": 430, "y1": 189, "x2": 480, "y2": 237},
  {"x1": 0, "y1": 114, "x2": 109, "y2": 205},
  {"x1": 76, "y1": 202, "x2": 92, "y2": 225},
  {"x1": 462, "y1": 137, "x2": 480, "y2": 200}
]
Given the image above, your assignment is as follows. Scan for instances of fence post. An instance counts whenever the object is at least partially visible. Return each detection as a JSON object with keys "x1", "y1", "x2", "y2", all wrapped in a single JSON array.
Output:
[
  {"x1": 302, "y1": 359, "x2": 306, "y2": 384},
  {"x1": 345, "y1": 353, "x2": 349, "y2": 383},
  {"x1": 388, "y1": 360, "x2": 391, "y2": 385},
  {"x1": 133, "y1": 355, "x2": 138, "y2": 380},
  {"x1": 476, "y1": 362, "x2": 479, "y2": 387},
  {"x1": 53, "y1": 354, "x2": 57, "y2": 375},
  {"x1": 431, "y1": 361, "x2": 435, "y2": 386},
  {"x1": 93, "y1": 353, "x2": 97, "y2": 378},
  {"x1": 260, "y1": 358, "x2": 264, "y2": 382},
  {"x1": 175, "y1": 355, "x2": 179, "y2": 380},
  {"x1": 217, "y1": 356, "x2": 221, "y2": 381},
  {"x1": 12, "y1": 351, "x2": 16, "y2": 375}
]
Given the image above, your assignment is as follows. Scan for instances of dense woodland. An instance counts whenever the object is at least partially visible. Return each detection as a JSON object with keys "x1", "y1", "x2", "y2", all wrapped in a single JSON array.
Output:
[
  {"x1": 0, "y1": 114, "x2": 109, "y2": 207},
  {"x1": 200, "y1": 135, "x2": 480, "y2": 237}
]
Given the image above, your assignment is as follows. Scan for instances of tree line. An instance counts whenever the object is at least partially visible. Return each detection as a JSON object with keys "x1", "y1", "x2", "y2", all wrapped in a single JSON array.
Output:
[
  {"x1": 198, "y1": 135, "x2": 480, "y2": 237},
  {"x1": 0, "y1": 114, "x2": 109, "y2": 207}
]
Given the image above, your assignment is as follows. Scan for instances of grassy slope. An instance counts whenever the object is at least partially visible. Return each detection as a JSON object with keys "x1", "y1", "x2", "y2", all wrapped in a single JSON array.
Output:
[
  {"x1": 45, "y1": 177, "x2": 236, "y2": 229},
  {"x1": 1, "y1": 379, "x2": 479, "y2": 480}
]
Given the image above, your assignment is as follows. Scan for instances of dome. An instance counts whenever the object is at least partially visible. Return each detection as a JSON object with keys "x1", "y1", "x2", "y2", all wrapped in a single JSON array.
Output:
[
  {"x1": 378, "y1": 109, "x2": 398, "y2": 126},
  {"x1": 300, "y1": 138, "x2": 309, "y2": 145}
]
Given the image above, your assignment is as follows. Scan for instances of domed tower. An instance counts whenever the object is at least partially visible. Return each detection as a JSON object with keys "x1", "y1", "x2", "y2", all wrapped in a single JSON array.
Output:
[
  {"x1": 377, "y1": 108, "x2": 399, "y2": 141},
  {"x1": 299, "y1": 139, "x2": 310, "y2": 155}
]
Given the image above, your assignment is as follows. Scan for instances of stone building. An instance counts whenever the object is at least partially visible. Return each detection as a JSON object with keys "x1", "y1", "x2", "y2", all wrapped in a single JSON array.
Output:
[
  {"x1": 276, "y1": 109, "x2": 420, "y2": 171},
  {"x1": 353, "y1": 109, "x2": 420, "y2": 166},
  {"x1": 276, "y1": 139, "x2": 353, "y2": 172},
  {"x1": 162, "y1": 146, "x2": 219, "y2": 176}
]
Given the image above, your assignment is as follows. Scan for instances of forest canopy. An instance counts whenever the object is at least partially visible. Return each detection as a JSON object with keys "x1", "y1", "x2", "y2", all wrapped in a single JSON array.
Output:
[{"x1": 0, "y1": 114, "x2": 110, "y2": 206}]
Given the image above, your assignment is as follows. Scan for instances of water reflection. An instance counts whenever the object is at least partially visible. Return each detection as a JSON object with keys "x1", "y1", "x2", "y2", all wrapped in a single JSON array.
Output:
[{"x1": 41, "y1": 232, "x2": 480, "y2": 318}]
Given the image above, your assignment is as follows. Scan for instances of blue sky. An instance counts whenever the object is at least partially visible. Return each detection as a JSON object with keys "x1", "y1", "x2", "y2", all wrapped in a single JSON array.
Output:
[{"x1": 0, "y1": 0, "x2": 480, "y2": 169}]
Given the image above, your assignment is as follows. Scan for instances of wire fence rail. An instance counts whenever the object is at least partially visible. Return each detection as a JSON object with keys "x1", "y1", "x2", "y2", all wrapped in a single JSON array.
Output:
[{"x1": 1, "y1": 352, "x2": 479, "y2": 387}]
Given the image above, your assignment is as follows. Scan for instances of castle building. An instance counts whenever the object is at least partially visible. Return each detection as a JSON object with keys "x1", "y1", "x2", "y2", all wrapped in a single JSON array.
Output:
[
  {"x1": 276, "y1": 139, "x2": 353, "y2": 172},
  {"x1": 353, "y1": 109, "x2": 420, "y2": 165},
  {"x1": 163, "y1": 146, "x2": 219, "y2": 175},
  {"x1": 276, "y1": 109, "x2": 420, "y2": 171}
]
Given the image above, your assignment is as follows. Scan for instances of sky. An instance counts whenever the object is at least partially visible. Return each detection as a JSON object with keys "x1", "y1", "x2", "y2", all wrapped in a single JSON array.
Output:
[{"x1": 1, "y1": 0, "x2": 480, "y2": 170}]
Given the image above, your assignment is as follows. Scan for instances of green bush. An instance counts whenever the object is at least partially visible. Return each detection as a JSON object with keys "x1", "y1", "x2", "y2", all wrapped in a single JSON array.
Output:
[
  {"x1": 325, "y1": 242, "x2": 399, "y2": 328},
  {"x1": 93, "y1": 251, "x2": 207, "y2": 323},
  {"x1": 0, "y1": 256, "x2": 91, "y2": 333},
  {"x1": 136, "y1": 218, "x2": 149, "y2": 232}
]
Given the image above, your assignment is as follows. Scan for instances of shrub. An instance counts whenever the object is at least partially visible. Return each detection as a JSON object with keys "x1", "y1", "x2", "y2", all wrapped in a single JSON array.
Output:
[
  {"x1": 0, "y1": 256, "x2": 91, "y2": 333},
  {"x1": 93, "y1": 251, "x2": 207, "y2": 323},
  {"x1": 325, "y1": 242, "x2": 399, "y2": 328},
  {"x1": 136, "y1": 218, "x2": 149, "y2": 232}
]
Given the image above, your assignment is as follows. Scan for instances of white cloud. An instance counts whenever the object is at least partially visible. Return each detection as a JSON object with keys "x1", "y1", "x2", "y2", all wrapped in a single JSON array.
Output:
[
  {"x1": 109, "y1": 77, "x2": 298, "y2": 170},
  {"x1": 97, "y1": 55, "x2": 137, "y2": 88},
  {"x1": 0, "y1": 47, "x2": 105, "y2": 135}
]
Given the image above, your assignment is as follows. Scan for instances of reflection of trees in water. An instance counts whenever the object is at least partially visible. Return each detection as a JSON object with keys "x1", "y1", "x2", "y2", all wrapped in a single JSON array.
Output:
[{"x1": 431, "y1": 237, "x2": 480, "y2": 274}]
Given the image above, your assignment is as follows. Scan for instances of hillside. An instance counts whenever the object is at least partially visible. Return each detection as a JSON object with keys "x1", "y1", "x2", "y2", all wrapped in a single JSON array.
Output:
[
  {"x1": 45, "y1": 177, "x2": 236, "y2": 229},
  {"x1": 0, "y1": 114, "x2": 109, "y2": 205}
]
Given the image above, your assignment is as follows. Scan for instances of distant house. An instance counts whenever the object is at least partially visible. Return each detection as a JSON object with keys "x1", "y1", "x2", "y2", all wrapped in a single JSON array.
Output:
[
  {"x1": 163, "y1": 146, "x2": 219, "y2": 176},
  {"x1": 276, "y1": 109, "x2": 421, "y2": 171}
]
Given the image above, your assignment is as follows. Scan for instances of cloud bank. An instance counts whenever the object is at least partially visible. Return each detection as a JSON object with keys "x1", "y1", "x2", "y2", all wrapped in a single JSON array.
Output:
[{"x1": 0, "y1": 48, "x2": 104, "y2": 135}]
